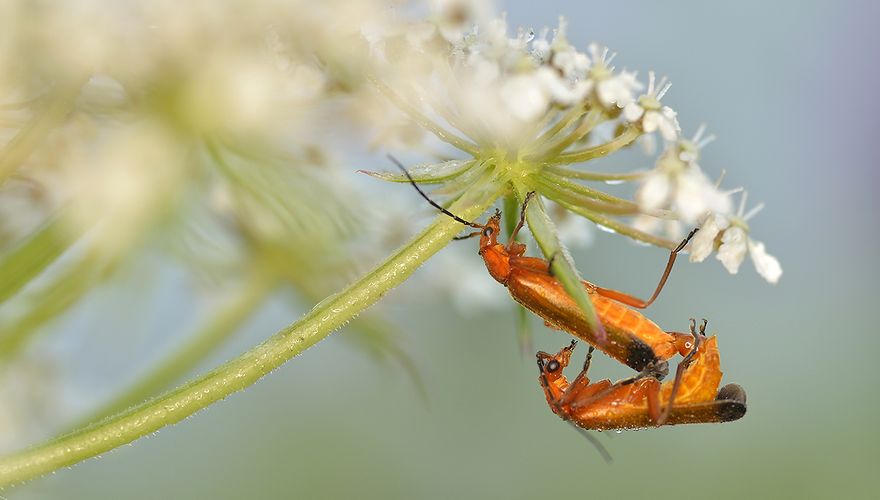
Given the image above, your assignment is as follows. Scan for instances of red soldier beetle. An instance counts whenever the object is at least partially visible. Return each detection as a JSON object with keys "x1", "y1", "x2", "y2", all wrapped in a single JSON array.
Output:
[
  {"x1": 536, "y1": 319, "x2": 746, "y2": 435},
  {"x1": 387, "y1": 157, "x2": 697, "y2": 373}
]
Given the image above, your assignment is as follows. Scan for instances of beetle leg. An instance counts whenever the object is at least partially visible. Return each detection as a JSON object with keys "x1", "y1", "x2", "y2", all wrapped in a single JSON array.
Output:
[
  {"x1": 566, "y1": 422, "x2": 613, "y2": 464},
  {"x1": 507, "y1": 191, "x2": 536, "y2": 248},
  {"x1": 558, "y1": 346, "x2": 598, "y2": 406},
  {"x1": 656, "y1": 318, "x2": 705, "y2": 425},
  {"x1": 641, "y1": 378, "x2": 663, "y2": 424},
  {"x1": 590, "y1": 227, "x2": 698, "y2": 309}
]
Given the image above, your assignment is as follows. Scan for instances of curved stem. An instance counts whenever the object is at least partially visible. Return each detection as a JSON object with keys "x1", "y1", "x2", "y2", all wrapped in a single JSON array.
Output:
[
  {"x1": 0, "y1": 182, "x2": 504, "y2": 488},
  {"x1": 547, "y1": 126, "x2": 641, "y2": 166}
]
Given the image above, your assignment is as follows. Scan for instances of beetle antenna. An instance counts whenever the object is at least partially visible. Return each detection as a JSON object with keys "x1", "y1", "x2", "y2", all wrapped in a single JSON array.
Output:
[
  {"x1": 566, "y1": 423, "x2": 613, "y2": 464},
  {"x1": 387, "y1": 155, "x2": 482, "y2": 228}
]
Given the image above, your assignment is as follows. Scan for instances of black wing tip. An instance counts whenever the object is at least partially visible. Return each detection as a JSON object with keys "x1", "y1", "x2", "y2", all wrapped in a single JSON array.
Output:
[
  {"x1": 625, "y1": 338, "x2": 660, "y2": 372},
  {"x1": 715, "y1": 383, "x2": 747, "y2": 422}
]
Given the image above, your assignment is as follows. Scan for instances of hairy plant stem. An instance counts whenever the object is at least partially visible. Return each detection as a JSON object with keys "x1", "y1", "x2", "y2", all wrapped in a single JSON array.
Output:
[{"x1": 0, "y1": 182, "x2": 503, "y2": 489}]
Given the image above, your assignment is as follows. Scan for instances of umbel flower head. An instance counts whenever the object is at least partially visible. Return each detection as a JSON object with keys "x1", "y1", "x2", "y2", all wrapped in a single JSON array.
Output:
[{"x1": 365, "y1": 13, "x2": 781, "y2": 284}]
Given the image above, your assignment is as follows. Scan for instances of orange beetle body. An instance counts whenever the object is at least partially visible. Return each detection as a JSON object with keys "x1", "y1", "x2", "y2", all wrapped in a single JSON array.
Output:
[
  {"x1": 476, "y1": 213, "x2": 691, "y2": 372},
  {"x1": 536, "y1": 326, "x2": 746, "y2": 431}
]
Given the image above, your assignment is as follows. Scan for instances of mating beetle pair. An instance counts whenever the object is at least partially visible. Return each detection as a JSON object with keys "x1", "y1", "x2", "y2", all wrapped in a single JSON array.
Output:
[{"x1": 384, "y1": 158, "x2": 746, "y2": 459}]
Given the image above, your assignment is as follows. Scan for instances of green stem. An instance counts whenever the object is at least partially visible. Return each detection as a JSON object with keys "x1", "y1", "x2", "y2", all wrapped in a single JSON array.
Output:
[
  {"x1": 526, "y1": 108, "x2": 603, "y2": 161},
  {"x1": 371, "y1": 79, "x2": 480, "y2": 156},
  {"x1": 0, "y1": 181, "x2": 503, "y2": 488},
  {"x1": 545, "y1": 165, "x2": 647, "y2": 182},
  {"x1": 535, "y1": 173, "x2": 676, "y2": 219},
  {"x1": 0, "y1": 253, "x2": 115, "y2": 364},
  {"x1": 532, "y1": 175, "x2": 641, "y2": 216},
  {"x1": 554, "y1": 198, "x2": 678, "y2": 250},
  {"x1": 527, "y1": 106, "x2": 585, "y2": 151},
  {"x1": 502, "y1": 195, "x2": 519, "y2": 238},
  {"x1": 0, "y1": 212, "x2": 82, "y2": 305},
  {"x1": 547, "y1": 126, "x2": 641, "y2": 166},
  {"x1": 68, "y1": 269, "x2": 279, "y2": 431}
]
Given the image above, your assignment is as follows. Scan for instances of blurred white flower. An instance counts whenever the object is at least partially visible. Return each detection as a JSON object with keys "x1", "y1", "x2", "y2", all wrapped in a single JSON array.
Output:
[
  {"x1": 635, "y1": 128, "x2": 730, "y2": 224},
  {"x1": 429, "y1": 247, "x2": 509, "y2": 313},
  {"x1": 748, "y1": 239, "x2": 782, "y2": 283},
  {"x1": 535, "y1": 66, "x2": 589, "y2": 106},
  {"x1": 431, "y1": 0, "x2": 492, "y2": 44},
  {"x1": 500, "y1": 73, "x2": 550, "y2": 122},
  {"x1": 550, "y1": 31, "x2": 590, "y2": 80},
  {"x1": 716, "y1": 225, "x2": 748, "y2": 273},
  {"x1": 623, "y1": 72, "x2": 680, "y2": 141},
  {"x1": 63, "y1": 123, "x2": 187, "y2": 257}
]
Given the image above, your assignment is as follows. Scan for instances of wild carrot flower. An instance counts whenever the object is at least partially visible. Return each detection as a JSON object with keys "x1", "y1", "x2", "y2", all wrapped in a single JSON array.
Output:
[
  {"x1": 363, "y1": 10, "x2": 781, "y2": 343},
  {"x1": 366, "y1": 13, "x2": 772, "y2": 268}
]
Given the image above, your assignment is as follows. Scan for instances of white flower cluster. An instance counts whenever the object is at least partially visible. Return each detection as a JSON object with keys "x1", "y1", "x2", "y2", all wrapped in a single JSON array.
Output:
[
  {"x1": 623, "y1": 72, "x2": 680, "y2": 141},
  {"x1": 375, "y1": 15, "x2": 681, "y2": 146},
  {"x1": 689, "y1": 193, "x2": 782, "y2": 283},
  {"x1": 636, "y1": 126, "x2": 730, "y2": 226},
  {"x1": 371, "y1": 10, "x2": 781, "y2": 284},
  {"x1": 634, "y1": 126, "x2": 781, "y2": 283},
  {"x1": 454, "y1": 17, "x2": 653, "y2": 124}
]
